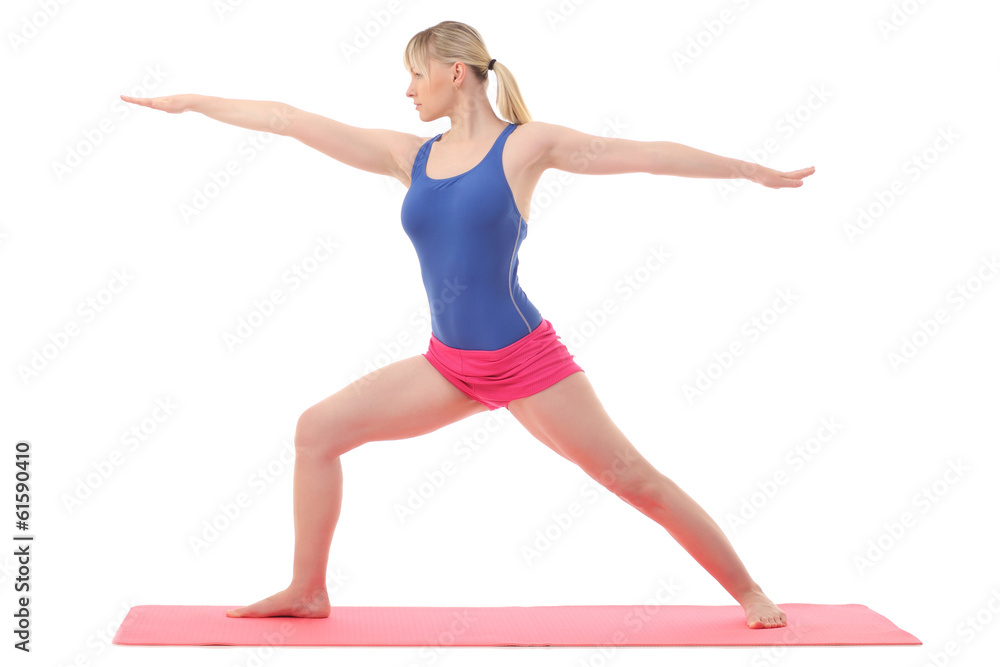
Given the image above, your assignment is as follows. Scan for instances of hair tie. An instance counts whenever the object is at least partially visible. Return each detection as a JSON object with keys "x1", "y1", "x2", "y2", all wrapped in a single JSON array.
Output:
[{"x1": 488, "y1": 58, "x2": 496, "y2": 71}]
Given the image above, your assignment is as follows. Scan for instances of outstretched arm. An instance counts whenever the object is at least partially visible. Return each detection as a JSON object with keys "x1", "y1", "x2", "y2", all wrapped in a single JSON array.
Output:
[
  {"x1": 120, "y1": 94, "x2": 423, "y2": 182},
  {"x1": 534, "y1": 121, "x2": 814, "y2": 189}
]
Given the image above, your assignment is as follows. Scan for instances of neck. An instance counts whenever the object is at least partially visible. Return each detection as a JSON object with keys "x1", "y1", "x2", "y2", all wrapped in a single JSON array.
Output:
[{"x1": 441, "y1": 98, "x2": 506, "y2": 143}]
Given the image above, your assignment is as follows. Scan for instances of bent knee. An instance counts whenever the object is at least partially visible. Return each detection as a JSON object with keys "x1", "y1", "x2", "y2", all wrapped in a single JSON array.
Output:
[{"x1": 294, "y1": 408, "x2": 359, "y2": 458}]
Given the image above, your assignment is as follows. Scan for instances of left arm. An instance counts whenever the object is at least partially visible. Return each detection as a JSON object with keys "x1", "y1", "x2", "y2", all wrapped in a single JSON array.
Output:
[{"x1": 534, "y1": 121, "x2": 814, "y2": 188}]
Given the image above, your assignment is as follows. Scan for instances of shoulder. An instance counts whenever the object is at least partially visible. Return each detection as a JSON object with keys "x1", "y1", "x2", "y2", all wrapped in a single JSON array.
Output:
[
  {"x1": 510, "y1": 120, "x2": 552, "y2": 145},
  {"x1": 393, "y1": 133, "x2": 435, "y2": 161},
  {"x1": 515, "y1": 121, "x2": 648, "y2": 175},
  {"x1": 509, "y1": 121, "x2": 584, "y2": 171},
  {"x1": 389, "y1": 133, "x2": 436, "y2": 187},
  {"x1": 507, "y1": 120, "x2": 561, "y2": 169}
]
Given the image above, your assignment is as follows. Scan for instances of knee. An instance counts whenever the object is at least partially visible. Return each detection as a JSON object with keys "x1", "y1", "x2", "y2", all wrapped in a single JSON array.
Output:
[
  {"x1": 294, "y1": 409, "x2": 322, "y2": 451},
  {"x1": 612, "y1": 469, "x2": 667, "y2": 508},
  {"x1": 294, "y1": 408, "x2": 352, "y2": 459}
]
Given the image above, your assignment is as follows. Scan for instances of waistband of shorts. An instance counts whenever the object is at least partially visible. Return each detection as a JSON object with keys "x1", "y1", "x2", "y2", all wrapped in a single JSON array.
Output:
[{"x1": 429, "y1": 319, "x2": 552, "y2": 361}]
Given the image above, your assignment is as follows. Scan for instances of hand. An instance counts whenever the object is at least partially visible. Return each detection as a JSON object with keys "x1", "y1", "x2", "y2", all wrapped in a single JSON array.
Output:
[
  {"x1": 120, "y1": 93, "x2": 196, "y2": 114},
  {"x1": 741, "y1": 163, "x2": 815, "y2": 189}
]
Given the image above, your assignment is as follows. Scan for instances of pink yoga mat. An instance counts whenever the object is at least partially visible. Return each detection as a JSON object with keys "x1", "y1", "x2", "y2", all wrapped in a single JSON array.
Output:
[{"x1": 112, "y1": 603, "x2": 920, "y2": 647}]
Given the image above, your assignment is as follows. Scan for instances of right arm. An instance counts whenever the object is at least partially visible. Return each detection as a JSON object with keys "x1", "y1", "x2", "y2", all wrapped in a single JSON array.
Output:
[{"x1": 121, "y1": 93, "x2": 423, "y2": 184}]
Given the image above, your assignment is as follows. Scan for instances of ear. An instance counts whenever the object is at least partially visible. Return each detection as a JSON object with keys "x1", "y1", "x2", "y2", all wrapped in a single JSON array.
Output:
[{"x1": 450, "y1": 61, "x2": 467, "y2": 86}]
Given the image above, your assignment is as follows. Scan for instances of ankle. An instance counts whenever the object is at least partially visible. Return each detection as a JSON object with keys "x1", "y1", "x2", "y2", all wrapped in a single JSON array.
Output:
[
  {"x1": 289, "y1": 579, "x2": 329, "y2": 596},
  {"x1": 734, "y1": 582, "x2": 765, "y2": 604}
]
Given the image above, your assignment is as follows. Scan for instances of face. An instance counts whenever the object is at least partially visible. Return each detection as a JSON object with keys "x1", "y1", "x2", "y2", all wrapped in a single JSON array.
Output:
[{"x1": 406, "y1": 57, "x2": 465, "y2": 122}]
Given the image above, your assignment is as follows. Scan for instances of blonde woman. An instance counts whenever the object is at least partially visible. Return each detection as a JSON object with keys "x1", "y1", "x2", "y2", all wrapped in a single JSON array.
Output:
[{"x1": 123, "y1": 20, "x2": 812, "y2": 630}]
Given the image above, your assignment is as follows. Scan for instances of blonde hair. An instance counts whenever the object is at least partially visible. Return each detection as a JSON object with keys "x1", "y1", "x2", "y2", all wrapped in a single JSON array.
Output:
[{"x1": 403, "y1": 20, "x2": 532, "y2": 124}]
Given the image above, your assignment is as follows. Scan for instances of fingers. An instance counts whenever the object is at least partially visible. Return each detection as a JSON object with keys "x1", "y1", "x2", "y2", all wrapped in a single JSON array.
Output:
[
  {"x1": 120, "y1": 94, "x2": 151, "y2": 107},
  {"x1": 768, "y1": 166, "x2": 813, "y2": 188},
  {"x1": 783, "y1": 166, "x2": 815, "y2": 178}
]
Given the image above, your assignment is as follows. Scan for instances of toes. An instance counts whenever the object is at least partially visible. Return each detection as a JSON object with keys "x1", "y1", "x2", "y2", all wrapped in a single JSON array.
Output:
[
  {"x1": 228, "y1": 607, "x2": 261, "y2": 618},
  {"x1": 748, "y1": 613, "x2": 788, "y2": 629}
]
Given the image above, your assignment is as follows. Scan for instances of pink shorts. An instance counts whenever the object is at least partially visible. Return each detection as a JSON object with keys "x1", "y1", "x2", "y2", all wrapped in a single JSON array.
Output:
[{"x1": 422, "y1": 319, "x2": 585, "y2": 410}]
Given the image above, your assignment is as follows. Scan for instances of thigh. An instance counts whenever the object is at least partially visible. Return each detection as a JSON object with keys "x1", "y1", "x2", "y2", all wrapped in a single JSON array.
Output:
[
  {"x1": 507, "y1": 371, "x2": 662, "y2": 495},
  {"x1": 297, "y1": 354, "x2": 489, "y2": 457}
]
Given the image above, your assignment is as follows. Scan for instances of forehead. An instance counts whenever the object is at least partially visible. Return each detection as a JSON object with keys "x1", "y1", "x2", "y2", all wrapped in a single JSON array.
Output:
[{"x1": 409, "y1": 54, "x2": 445, "y2": 71}]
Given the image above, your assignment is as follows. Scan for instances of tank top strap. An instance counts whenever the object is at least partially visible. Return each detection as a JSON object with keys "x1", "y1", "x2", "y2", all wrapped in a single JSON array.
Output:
[
  {"x1": 411, "y1": 134, "x2": 443, "y2": 181},
  {"x1": 487, "y1": 123, "x2": 517, "y2": 170},
  {"x1": 483, "y1": 123, "x2": 517, "y2": 178}
]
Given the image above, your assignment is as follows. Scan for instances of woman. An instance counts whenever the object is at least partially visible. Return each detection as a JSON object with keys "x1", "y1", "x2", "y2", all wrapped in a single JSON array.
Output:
[{"x1": 123, "y1": 20, "x2": 812, "y2": 630}]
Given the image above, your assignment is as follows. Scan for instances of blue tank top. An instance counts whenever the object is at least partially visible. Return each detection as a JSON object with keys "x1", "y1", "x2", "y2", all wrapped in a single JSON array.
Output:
[{"x1": 401, "y1": 122, "x2": 543, "y2": 350}]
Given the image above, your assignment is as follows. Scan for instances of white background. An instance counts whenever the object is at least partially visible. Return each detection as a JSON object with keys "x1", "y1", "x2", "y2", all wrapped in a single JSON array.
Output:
[{"x1": 2, "y1": 0, "x2": 998, "y2": 665}]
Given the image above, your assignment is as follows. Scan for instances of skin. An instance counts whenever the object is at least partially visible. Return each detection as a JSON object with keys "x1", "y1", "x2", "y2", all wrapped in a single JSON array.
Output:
[
  {"x1": 123, "y1": 51, "x2": 809, "y2": 631},
  {"x1": 408, "y1": 56, "x2": 503, "y2": 147}
]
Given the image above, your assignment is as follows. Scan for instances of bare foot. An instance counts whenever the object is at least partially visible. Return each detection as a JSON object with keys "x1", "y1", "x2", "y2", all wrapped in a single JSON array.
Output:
[
  {"x1": 226, "y1": 586, "x2": 331, "y2": 618},
  {"x1": 739, "y1": 589, "x2": 787, "y2": 629}
]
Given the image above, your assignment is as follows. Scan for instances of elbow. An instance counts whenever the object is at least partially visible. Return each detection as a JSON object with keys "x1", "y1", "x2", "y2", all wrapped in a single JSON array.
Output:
[
  {"x1": 272, "y1": 103, "x2": 298, "y2": 137},
  {"x1": 642, "y1": 141, "x2": 670, "y2": 176}
]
